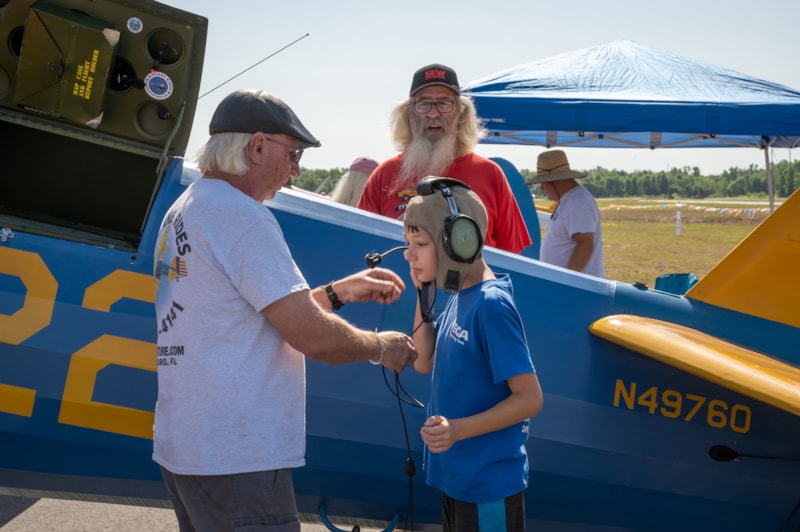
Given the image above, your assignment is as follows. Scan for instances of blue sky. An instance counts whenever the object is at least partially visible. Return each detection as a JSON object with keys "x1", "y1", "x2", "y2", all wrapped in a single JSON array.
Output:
[{"x1": 167, "y1": 0, "x2": 800, "y2": 175}]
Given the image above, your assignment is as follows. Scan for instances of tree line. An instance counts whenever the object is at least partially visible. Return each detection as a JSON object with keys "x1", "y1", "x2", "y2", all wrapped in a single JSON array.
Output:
[{"x1": 295, "y1": 158, "x2": 799, "y2": 199}]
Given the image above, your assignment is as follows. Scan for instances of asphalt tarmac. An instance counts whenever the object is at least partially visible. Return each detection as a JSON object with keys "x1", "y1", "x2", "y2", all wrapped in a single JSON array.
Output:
[{"x1": 0, "y1": 496, "x2": 382, "y2": 531}]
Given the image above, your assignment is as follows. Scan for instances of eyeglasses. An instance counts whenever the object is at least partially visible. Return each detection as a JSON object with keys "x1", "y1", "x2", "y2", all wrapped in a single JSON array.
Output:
[
  {"x1": 412, "y1": 99, "x2": 456, "y2": 114},
  {"x1": 262, "y1": 134, "x2": 303, "y2": 163}
]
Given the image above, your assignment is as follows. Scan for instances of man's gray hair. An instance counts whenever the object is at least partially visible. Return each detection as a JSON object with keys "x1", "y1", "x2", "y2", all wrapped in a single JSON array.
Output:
[{"x1": 194, "y1": 132, "x2": 253, "y2": 175}]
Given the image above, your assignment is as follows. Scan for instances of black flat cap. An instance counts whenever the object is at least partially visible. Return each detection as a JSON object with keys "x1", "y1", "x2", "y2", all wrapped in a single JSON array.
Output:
[{"x1": 208, "y1": 89, "x2": 321, "y2": 148}]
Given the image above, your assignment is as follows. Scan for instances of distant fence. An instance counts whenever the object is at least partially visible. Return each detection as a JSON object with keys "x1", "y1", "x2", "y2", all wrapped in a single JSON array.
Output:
[{"x1": 602, "y1": 203, "x2": 770, "y2": 221}]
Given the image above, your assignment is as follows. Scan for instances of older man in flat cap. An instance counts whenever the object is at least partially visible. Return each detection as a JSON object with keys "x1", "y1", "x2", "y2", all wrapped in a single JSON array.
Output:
[
  {"x1": 153, "y1": 89, "x2": 417, "y2": 531},
  {"x1": 528, "y1": 149, "x2": 605, "y2": 278}
]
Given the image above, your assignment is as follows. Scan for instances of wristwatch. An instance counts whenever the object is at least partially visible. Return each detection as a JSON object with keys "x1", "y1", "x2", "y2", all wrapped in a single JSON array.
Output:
[{"x1": 324, "y1": 281, "x2": 344, "y2": 311}]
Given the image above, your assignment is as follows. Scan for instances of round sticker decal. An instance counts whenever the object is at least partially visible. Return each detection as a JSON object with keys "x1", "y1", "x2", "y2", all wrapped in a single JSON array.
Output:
[
  {"x1": 144, "y1": 71, "x2": 174, "y2": 100},
  {"x1": 126, "y1": 17, "x2": 143, "y2": 34}
]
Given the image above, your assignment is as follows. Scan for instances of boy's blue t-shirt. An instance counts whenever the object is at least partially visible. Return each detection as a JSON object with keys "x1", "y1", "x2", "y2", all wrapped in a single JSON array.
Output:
[{"x1": 425, "y1": 274, "x2": 536, "y2": 503}]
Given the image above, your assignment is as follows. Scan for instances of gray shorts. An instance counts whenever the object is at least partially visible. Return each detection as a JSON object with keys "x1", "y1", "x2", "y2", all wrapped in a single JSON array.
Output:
[{"x1": 160, "y1": 466, "x2": 300, "y2": 532}]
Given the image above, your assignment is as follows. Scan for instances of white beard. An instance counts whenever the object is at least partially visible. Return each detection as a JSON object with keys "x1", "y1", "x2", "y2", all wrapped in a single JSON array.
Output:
[{"x1": 393, "y1": 132, "x2": 458, "y2": 195}]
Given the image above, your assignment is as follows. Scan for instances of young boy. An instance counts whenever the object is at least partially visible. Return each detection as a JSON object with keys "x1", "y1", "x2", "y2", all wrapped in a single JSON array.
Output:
[{"x1": 403, "y1": 177, "x2": 544, "y2": 532}]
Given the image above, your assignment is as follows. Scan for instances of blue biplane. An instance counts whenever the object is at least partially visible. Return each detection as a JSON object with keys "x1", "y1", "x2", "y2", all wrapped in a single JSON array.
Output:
[{"x1": 0, "y1": 2, "x2": 798, "y2": 531}]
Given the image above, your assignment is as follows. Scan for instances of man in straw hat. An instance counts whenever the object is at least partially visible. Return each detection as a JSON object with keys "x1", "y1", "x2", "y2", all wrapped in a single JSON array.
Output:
[
  {"x1": 358, "y1": 63, "x2": 532, "y2": 255},
  {"x1": 527, "y1": 150, "x2": 605, "y2": 278}
]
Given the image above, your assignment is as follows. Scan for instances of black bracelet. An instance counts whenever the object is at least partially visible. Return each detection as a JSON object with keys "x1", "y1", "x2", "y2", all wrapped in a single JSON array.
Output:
[{"x1": 324, "y1": 281, "x2": 344, "y2": 310}]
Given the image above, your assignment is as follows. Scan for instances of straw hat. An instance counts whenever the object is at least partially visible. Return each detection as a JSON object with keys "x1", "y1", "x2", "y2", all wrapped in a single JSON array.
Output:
[{"x1": 526, "y1": 150, "x2": 586, "y2": 184}]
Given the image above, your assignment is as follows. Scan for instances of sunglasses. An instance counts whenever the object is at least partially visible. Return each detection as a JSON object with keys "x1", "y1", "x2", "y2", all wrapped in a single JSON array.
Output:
[{"x1": 262, "y1": 134, "x2": 303, "y2": 163}]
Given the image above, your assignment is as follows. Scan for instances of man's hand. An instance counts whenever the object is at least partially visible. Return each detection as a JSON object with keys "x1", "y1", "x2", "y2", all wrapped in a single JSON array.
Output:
[
  {"x1": 335, "y1": 267, "x2": 405, "y2": 304},
  {"x1": 376, "y1": 331, "x2": 418, "y2": 372}
]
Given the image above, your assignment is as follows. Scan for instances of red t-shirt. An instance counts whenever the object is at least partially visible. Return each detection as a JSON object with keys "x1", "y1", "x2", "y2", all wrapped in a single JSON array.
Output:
[{"x1": 357, "y1": 153, "x2": 532, "y2": 253}]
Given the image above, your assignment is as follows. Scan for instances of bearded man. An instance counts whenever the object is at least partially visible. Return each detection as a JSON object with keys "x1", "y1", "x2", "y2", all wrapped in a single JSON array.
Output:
[{"x1": 357, "y1": 64, "x2": 532, "y2": 254}]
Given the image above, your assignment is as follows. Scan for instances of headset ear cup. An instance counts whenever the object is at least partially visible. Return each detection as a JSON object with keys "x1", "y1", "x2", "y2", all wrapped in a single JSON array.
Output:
[{"x1": 445, "y1": 214, "x2": 482, "y2": 263}]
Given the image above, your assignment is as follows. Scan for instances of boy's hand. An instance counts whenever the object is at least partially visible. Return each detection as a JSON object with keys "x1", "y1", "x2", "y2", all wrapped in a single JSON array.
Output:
[{"x1": 420, "y1": 415, "x2": 457, "y2": 453}]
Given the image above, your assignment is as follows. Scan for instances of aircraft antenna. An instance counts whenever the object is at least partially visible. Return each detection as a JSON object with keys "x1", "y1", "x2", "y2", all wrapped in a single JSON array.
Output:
[
  {"x1": 709, "y1": 444, "x2": 800, "y2": 463},
  {"x1": 198, "y1": 33, "x2": 311, "y2": 99}
]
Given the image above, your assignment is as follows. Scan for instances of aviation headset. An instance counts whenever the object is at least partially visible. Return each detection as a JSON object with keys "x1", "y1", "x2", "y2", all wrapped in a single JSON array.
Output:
[
  {"x1": 415, "y1": 177, "x2": 483, "y2": 263},
  {"x1": 405, "y1": 177, "x2": 487, "y2": 292}
]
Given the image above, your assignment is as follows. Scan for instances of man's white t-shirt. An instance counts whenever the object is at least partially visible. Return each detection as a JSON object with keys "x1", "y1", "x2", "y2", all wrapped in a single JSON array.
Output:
[
  {"x1": 153, "y1": 178, "x2": 309, "y2": 475},
  {"x1": 540, "y1": 184, "x2": 605, "y2": 278}
]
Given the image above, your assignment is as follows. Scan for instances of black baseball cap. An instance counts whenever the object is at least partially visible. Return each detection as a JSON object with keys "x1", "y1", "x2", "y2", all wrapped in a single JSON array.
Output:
[
  {"x1": 209, "y1": 89, "x2": 321, "y2": 148},
  {"x1": 409, "y1": 64, "x2": 460, "y2": 96}
]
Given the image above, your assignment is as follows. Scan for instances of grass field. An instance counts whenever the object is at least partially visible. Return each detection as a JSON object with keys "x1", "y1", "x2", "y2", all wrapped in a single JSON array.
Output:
[{"x1": 535, "y1": 198, "x2": 775, "y2": 286}]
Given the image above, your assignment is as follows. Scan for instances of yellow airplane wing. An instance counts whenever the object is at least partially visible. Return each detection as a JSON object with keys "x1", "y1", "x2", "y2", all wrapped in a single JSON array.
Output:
[
  {"x1": 685, "y1": 189, "x2": 800, "y2": 329},
  {"x1": 590, "y1": 315, "x2": 800, "y2": 416}
]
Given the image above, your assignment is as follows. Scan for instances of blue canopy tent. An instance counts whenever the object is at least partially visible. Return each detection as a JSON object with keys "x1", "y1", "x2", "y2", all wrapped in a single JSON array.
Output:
[{"x1": 462, "y1": 40, "x2": 800, "y2": 210}]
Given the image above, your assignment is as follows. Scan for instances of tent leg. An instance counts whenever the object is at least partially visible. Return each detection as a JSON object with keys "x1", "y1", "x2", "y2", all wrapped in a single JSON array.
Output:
[{"x1": 765, "y1": 147, "x2": 775, "y2": 212}]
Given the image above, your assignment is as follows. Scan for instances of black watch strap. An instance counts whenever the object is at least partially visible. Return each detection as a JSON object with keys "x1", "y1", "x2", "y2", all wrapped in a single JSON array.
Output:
[{"x1": 324, "y1": 281, "x2": 344, "y2": 310}]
